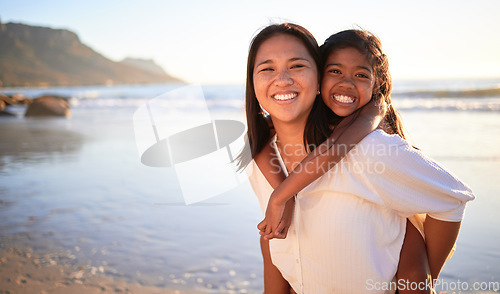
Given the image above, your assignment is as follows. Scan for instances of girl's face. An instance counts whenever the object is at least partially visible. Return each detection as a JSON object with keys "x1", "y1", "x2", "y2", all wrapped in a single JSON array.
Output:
[
  {"x1": 253, "y1": 34, "x2": 319, "y2": 126},
  {"x1": 321, "y1": 47, "x2": 375, "y2": 117}
]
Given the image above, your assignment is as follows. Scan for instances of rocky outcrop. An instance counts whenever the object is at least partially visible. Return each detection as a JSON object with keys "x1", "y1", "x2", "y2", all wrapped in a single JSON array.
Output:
[
  {"x1": 24, "y1": 96, "x2": 71, "y2": 118},
  {"x1": 0, "y1": 99, "x2": 16, "y2": 116},
  {"x1": 0, "y1": 94, "x2": 26, "y2": 116}
]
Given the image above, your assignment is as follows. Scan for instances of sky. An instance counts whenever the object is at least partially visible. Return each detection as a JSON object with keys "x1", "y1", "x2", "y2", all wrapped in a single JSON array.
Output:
[{"x1": 1, "y1": 0, "x2": 500, "y2": 85}]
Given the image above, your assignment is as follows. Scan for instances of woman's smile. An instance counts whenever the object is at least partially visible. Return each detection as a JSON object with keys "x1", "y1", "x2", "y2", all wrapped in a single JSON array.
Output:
[{"x1": 272, "y1": 92, "x2": 298, "y2": 102}]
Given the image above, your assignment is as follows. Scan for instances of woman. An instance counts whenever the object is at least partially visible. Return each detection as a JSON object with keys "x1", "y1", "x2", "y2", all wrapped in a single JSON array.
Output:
[
  {"x1": 241, "y1": 23, "x2": 473, "y2": 293},
  {"x1": 241, "y1": 23, "x2": 388, "y2": 293}
]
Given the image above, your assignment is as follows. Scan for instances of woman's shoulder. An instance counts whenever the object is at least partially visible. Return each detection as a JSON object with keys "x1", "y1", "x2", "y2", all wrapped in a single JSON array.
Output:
[
  {"x1": 360, "y1": 129, "x2": 408, "y2": 147},
  {"x1": 350, "y1": 129, "x2": 420, "y2": 163}
]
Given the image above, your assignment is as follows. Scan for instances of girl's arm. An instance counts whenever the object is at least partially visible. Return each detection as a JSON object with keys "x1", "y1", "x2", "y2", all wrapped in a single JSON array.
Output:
[
  {"x1": 254, "y1": 140, "x2": 295, "y2": 239},
  {"x1": 260, "y1": 99, "x2": 386, "y2": 238}
]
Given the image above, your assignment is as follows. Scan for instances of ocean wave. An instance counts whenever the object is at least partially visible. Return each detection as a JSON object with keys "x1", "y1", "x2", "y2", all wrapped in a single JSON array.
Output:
[
  {"x1": 393, "y1": 87, "x2": 500, "y2": 98},
  {"x1": 3, "y1": 83, "x2": 500, "y2": 112},
  {"x1": 69, "y1": 96, "x2": 500, "y2": 112},
  {"x1": 393, "y1": 98, "x2": 500, "y2": 111}
]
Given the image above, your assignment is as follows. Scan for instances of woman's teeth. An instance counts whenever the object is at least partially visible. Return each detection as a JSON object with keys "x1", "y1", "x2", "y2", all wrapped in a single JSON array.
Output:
[
  {"x1": 334, "y1": 94, "x2": 355, "y2": 103},
  {"x1": 273, "y1": 93, "x2": 297, "y2": 101}
]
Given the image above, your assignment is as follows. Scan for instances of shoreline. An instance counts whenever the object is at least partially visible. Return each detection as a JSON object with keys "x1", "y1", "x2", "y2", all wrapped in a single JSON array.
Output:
[{"x1": 0, "y1": 247, "x2": 197, "y2": 294}]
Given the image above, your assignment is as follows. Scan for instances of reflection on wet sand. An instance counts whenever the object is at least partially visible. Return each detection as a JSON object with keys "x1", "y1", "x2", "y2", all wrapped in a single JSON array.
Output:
[{"x1": 0, "y1": 118, "x2": 85, "y2": 170}]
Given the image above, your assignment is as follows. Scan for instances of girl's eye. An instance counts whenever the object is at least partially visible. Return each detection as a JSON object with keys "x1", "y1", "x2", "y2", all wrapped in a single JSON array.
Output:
[
  {"x1": 259, "y1": 68, "x2": 273, "y2": 72},
  {"x1": 356, "y1": 73, "x2": 369, "y2": 78},
  {"x1": 328, "y1": 69, "x2": 341, "y2": 74}
]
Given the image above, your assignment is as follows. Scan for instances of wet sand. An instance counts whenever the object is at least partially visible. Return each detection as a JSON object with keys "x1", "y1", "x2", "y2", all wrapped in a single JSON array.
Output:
[{"x1": 0, "y1": 247, "x2": 195, "y2": 294}]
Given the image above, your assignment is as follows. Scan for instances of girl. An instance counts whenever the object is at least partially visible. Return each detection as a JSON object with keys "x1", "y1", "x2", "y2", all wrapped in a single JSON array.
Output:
[{"x1": 250, "y1": 28, "x2": 474, "y2": 293}]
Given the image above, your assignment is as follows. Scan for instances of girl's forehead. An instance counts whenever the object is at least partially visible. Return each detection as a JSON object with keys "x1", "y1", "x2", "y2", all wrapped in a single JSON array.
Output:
[{"x1": 326, "y1": 47, "x2": 372, "y2": 66}]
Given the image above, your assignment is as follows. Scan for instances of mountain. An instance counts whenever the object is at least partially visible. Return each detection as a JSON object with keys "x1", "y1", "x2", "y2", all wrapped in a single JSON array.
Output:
[
  {"x1": 119, "y1": 58, "x2": 168, "y2": 76},
  {"x1": 0, "y1": 21, "x2": 182, "y2": 87}
]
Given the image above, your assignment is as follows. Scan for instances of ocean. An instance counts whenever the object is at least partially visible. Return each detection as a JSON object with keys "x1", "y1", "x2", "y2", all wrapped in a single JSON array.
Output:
[{"x1": 1, "y1": 78, "x2": 499, "y2": 293}]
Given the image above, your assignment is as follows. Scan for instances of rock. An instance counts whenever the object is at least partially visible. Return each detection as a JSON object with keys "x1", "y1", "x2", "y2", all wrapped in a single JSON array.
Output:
[
  {"x1": 24, "y1": 96, "x2": 71, "y2": 118},
  {"x1": 11, "y1": 93, "x2": 30, "y2": 105},
  {"x1": 0, "y1": 95, "x2": 18, "y2": 116},
  {"x1": 0, "y1": 94, "x2": 17, "y2": 106}
]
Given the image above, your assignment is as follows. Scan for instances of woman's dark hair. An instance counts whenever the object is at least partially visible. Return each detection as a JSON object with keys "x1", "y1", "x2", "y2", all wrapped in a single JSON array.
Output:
[
  {"x1": 320, "y1": 29, "x2": 407, "y2": 139},
  {"x1": 238, "y1": 23, "x2": 335, "y2": 169}
]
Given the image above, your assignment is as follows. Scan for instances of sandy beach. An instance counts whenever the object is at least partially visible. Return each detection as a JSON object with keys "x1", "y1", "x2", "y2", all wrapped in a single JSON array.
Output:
[{"x1": 0, "y1": 247, "x2": 197, "y2": 294}]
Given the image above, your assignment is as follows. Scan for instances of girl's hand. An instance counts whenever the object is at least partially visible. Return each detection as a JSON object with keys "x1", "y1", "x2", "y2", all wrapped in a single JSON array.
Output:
[
  {"x1": 258, "y1": 197, "x2": 295, "y2": 240},
  {"x1": 257, "y1": 196, "x2": 289, "y2": 240},
  {"x1": 257, "y1": 197, "x2": 285, "y2": 240}
]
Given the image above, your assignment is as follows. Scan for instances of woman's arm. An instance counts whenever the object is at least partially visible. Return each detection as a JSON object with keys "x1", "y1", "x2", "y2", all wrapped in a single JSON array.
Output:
[
  {"x1": 398, "y1": 217, "x2": 460, "y2": 292},
  {"x1": 261, "y1": 99, "x2": 386, "y2": 238},
  {"x1": 254, "y1": 144, "x2": 293, "y2": 292},
  {"x1": 329, "y1": 130, "x2": 474, "y2": 285},
  {"x1": 260, "y1": 236, "x2": 292, "y2": 294},
  {"x1": 424, "y1": 217, "x2": 461, "y2": 280},
  {"x1": 397, "y1": 219, "x2": 432, "y2": 294}
]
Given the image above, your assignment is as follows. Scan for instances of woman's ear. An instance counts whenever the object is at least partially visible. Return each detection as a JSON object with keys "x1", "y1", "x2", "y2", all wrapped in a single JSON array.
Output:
[{"x1": 259, "y1": 104, "x2": 270, "y2": 117}]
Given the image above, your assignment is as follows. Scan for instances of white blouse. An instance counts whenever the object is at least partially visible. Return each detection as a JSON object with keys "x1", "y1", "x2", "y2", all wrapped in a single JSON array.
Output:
[{"x1": 246, "y1": 129, "x2": 474, "y2": 294}]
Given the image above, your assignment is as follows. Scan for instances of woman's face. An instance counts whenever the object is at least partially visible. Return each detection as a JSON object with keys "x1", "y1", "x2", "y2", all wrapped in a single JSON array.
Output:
[
  {"x1": 253, "y1": 34, "x2": 319, "y2": 126},
  {"x1": 321, "y1": 47, "x2": 375, "y2": 117}
]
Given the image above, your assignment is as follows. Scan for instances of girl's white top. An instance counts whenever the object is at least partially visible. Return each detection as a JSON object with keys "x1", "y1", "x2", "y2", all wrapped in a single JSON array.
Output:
[{"x1": 246, "y1": 129, "x2": 474, "y2": 294}]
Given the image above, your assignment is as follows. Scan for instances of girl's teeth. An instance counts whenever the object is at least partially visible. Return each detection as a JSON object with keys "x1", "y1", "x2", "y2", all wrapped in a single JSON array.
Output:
[
  {"x1": 274, "y1": 93, "x2": 297, "y2": 101},
  {"x1": 334, "y1": 95, "x2": 355, "y2": 103}
]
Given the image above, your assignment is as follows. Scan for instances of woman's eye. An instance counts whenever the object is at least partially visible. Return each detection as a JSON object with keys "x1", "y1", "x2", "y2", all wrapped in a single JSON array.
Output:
[
  {"x1": 260, "y1": 68, "x2": 273, "y2": 72},
  {"x1": 291, "y1": 64, "x2": 305, "y2": 69}
]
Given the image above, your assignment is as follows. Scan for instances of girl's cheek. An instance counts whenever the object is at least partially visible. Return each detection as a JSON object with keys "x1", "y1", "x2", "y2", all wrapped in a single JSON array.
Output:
[{"x1": 358, "y1": 80, "x2": 374, "y2": 90}]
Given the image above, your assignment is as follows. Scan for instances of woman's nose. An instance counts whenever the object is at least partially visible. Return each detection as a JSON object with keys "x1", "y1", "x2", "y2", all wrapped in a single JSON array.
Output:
[{"x1": 274, "y1": 70, "x2": 293, "y2": 86}]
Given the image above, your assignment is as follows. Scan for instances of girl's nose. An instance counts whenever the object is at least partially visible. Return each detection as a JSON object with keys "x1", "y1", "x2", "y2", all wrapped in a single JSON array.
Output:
[
  {"x1": 338, "y1": 76, "x2": 354, "y2": 89},
  {"x1": 274, "y1": 70, "x2": 293, "y2": 86}
]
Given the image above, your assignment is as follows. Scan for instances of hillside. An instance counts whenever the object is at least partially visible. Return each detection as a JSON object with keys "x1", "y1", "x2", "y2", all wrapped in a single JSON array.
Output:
[
  {"x1": 0, "y1": 21, "x2": 182, "y2": 87},
  {"x1": 119, "y1": 58, "x2": 168, "y2": 76}
]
